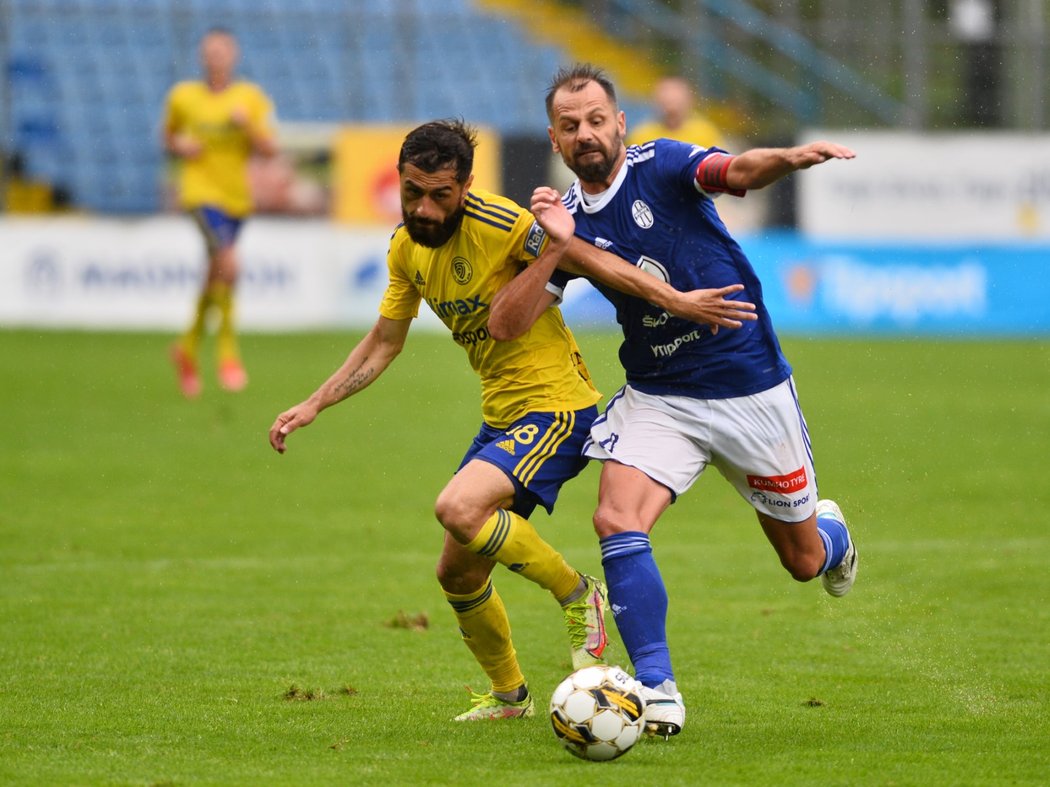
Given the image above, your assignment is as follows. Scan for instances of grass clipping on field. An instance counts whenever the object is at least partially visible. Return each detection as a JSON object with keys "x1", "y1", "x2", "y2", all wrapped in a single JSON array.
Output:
[
  {"x1": 385, "y1": 610, "x2": 430, "y2": 631},
  {"x1": 283, "y1": 684, "x2": 358, "y2": 702}
]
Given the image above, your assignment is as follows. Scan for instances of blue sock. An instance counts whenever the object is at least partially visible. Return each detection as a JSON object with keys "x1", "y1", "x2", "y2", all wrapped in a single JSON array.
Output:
[
  {"x1": 600, "y1": 531, "x2": 673, "y2": 688},
  {"x1": 817, "y1": 511, "x2": 851, "y2": 574}
]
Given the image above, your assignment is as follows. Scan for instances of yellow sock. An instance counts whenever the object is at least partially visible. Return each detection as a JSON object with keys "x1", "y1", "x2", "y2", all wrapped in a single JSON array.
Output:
[
  {"x1": 210, "y1": 281, "x2": 239, "y2": 362},
  {"x1": 444, "y1": 579, "x2": 524, "y2": 694},
  {"x1": 181, "y1": 289, "x2": 211, "y2": 358},
  {"x1": 466, "y1": 509, "x2": 579, "y2": 602}
]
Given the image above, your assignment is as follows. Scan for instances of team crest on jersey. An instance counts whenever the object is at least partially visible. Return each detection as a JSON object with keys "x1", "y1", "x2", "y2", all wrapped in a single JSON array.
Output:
[
  {"x1": 632, "y1": 200, "x2": 654, "y2": 229},
  {"x1": 496, "y1": 439, "x2": 516, "y2": 455},
  {"x1": 451, "y1": 256, "x2": 473, "y2": 284},
  {"x1": 524, "y1": 221, "x2": 546, "y2": 257}
]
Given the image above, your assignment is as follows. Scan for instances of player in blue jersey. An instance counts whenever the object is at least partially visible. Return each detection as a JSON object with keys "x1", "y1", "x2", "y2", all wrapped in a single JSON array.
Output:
[{"x1": 534, "y1": 64, "x2": 859, "y2": 738}]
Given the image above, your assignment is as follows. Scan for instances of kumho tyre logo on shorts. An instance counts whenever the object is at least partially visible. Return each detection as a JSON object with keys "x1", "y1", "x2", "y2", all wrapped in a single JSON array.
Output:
[
  {"x1": 747, "y1": 468, "x2": 811, "y2": 511},
  {"x1": 747, "y1": 467, "x2": 807, "y2": 494}
]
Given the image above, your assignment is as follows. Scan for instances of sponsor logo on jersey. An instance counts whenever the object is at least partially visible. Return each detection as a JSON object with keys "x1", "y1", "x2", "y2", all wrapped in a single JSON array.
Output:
[
  {"x1": 427, "y1": 294, "x2": 488, "y2": 318},
  {"x1": 632, "y1": 200, "x2": 654, "y2": 229},
  {"x1": 747, "y1": 467, "x2": 808, "y2": 494},
  {"x1": 524, "y1": 221, "x2": 546, "y2": 257},
  {"x1": 414, "y1": 270, "x2": 426, "y2": 286},
  {"x1": 451, "y1": 256, "x2": 473, "y2": 284},
  {"x1": 451, "y1": 326, "x2": 490, "y2": 347},
  {"x1": 642, "y1": 311, "x2": 670, "y2": 328},
  {"x1": 496, "y1": 439, "x2": 516, "y2": 455},
  {"x1": 595, "y1": 237, "x2": 614, "y2": 250},
  {"x1": 650, "y1": 329, "x2": 703, "y2": 357}
]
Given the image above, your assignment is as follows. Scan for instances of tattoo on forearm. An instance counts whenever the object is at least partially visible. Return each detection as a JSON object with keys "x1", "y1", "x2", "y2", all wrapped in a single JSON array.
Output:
[{"x1": 334, "y1": 364, "x2": 374, "y2": 398}]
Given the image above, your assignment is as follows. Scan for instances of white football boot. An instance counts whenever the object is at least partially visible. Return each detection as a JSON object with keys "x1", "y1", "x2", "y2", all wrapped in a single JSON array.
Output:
[
  {"x1": 817, "y1": 499, "x2": 858, "y2": 597},
  {"x1": 640, "y1": 680, "x2": 685, "y2": 738}
]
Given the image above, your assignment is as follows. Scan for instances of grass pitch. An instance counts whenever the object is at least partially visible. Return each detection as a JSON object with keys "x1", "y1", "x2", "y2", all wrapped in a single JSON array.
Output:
[{"x1": 1, "y1": 329, "x2": 1048, "y2": 786}]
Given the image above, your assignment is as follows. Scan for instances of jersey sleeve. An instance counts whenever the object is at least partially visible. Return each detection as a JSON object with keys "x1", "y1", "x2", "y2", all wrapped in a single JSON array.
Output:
[
  {"x1": 377, "y1": 234, "x2": 421, "y2": 320},
  {"x1": 692, "y1": 148, "x2": 745, "y2": 198},
  {"x1": 656, "y1": 138, "x2": 745, "y2": 199},
  {"x1": 511, "y1": 213, "x2": 574, "y2": 304},
  {"x1": 517, "y1": 217, "x2": 548, "y2": 263}
]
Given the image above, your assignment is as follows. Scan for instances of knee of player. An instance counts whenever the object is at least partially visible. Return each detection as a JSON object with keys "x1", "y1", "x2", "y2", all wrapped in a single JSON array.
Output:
[
  {"x1": 781, "y1": 552, "x2": 823, "y2": 582},
  {"x1": 213, "y1": 249, "x2": 238, "y2": 278},
  {"x1": 592, "y1": 506, "x2": 632, "y2": 538},
  {"x1": 433, "y1": 495, "x2": 481, "y2": 541}
]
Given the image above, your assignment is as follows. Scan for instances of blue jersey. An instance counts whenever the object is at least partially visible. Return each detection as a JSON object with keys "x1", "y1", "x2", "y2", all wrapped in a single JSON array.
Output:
[{"x1": 564, "y1": 139, "x2": 792, "y2": 399}]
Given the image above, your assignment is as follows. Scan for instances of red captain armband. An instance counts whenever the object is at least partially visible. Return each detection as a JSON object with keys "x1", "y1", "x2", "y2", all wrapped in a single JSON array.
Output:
[{"x1": 695, "y1": 153, "x2": 746, "y2": 197}]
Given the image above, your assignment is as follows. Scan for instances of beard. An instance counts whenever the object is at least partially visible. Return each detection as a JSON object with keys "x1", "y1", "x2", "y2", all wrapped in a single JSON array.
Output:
[
  {"x1": 569, "y1": 141, "x2": 618, "y2": 183},
  {"x1": 402, "y1": 205, "x2": 466, "y2": 248}
]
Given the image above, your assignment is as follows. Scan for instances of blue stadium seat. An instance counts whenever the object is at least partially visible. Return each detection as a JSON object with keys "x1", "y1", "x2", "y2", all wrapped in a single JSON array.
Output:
[{"x1": 4, "y1": 0, "x2": 577, "y2": 212}]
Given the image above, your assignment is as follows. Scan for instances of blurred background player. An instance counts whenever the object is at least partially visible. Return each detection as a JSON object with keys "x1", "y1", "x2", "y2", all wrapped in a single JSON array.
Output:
[
  {"x1": 626, "y1": 75, "x2": 724, "y2": 148},
  {"x1": 162, "y1": 27, "x2": 277, "y2": 397}
]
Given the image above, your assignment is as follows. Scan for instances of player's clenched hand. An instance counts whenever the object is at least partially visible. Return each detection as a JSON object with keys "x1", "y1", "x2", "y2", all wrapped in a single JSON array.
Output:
[
  {"x1": 530, "y1": 187, "x2": 574, "y2": 244},
  {"x1": 268, "y1": 403, "x2": 319, "y2": 454},
  {"x1": 667, "y1": 284, "x2": 757, "y2": 335},
  {"x1": 171, "y1": 134, "x2": 203, "y2": 159},
  {"x1": 230, "y1": 106, "x2": 249, "y2": 128}
]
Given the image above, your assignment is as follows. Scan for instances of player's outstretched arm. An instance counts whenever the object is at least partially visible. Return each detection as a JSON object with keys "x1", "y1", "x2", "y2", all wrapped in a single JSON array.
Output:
[
  {"x1": 725, "y1": 141, "x2": 855, "y2": 191},
  {"x1": 268, "y1": 316, "x2": 411, "y2": 453},
  {"x1": 529, "y1": 188, "x2": 757, "y2": 332}
]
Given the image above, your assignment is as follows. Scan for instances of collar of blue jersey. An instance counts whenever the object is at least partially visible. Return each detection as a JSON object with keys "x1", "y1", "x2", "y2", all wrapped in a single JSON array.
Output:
[{"x1": 576, "y1": 151, "x2": 630, "y2": 214}]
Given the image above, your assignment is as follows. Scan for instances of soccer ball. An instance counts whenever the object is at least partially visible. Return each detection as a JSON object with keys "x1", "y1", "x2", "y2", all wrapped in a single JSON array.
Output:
[{"x1": 549, "y1": 665, "x2": 646, "y2": 761}]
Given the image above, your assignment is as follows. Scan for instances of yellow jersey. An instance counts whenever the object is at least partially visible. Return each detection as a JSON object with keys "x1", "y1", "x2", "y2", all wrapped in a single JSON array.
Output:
[
  {"x1": 380, "y1": 190, "x2": 601, "y2": 428},
  {"x1": 627, "y1": 115, "x2": 724, "y2": 148},
  {"x1": 162, "y1": 80, "x2": 275, "y2": 216}
]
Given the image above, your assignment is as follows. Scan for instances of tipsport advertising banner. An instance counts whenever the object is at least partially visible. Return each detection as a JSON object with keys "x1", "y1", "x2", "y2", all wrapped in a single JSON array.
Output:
[
  {"x1": 1, "y1": 218, "x2": 1047, "y2": 336},
  {"x1": 558, "y1": 232, "x2": 1050, "y2": 337}
]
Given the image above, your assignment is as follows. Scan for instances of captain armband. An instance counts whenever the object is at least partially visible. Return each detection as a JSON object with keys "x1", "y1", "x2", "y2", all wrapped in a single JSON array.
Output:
[{"x1": 694, "y1": 153, "x2": 746, "y2": 197}]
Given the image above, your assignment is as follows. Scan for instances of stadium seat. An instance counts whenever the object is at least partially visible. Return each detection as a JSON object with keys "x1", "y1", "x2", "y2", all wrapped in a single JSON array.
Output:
[{"x1": 4, "y1": 0, "x2": 578, "y2": 213}]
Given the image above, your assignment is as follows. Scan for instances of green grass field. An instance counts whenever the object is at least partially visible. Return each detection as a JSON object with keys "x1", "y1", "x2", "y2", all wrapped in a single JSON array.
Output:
[{"x1": 2, "y1": 329, "x2": 1048, "y2": 786}]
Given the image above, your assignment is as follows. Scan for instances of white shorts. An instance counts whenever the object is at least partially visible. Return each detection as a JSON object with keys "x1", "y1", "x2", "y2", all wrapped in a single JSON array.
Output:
[{"x1": 583, "y1": 378, "x2": 817, "y2": 522}]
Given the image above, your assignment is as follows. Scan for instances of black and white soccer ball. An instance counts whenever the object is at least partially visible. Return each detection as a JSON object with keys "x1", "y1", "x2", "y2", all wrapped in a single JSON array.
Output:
[{"x1": 549, "y1": 664, "x2": 646, "y2": 761}]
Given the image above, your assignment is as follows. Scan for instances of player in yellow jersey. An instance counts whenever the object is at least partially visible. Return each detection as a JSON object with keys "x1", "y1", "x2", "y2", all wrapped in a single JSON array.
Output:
[
  {"x1": 268, "y1": 120, "x2": 746, "y2": 721},
  {"x1": 162, "y1": 28, "x2": 276, "y2": 397},
  {"x1": 626, "y1": 75, "x2": 725, "y2": 148}
]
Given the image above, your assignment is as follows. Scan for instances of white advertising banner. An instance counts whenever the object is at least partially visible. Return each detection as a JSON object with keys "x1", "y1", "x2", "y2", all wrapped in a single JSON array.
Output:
[
  {"x1": 798, "y1": 130, "x2": 1050, "y2": 240},
  {"x1": 0, "y1": 216, "x2": 446, "y2": 331}
]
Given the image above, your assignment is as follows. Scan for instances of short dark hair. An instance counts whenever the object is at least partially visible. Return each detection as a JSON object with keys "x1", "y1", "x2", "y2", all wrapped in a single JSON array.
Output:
[
  {"x1": 398, "y1": 119, "x2": 477, "y2": 184},
  {"x1": 545, "y1": 64, "x2": 618, "y2": 120}
]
